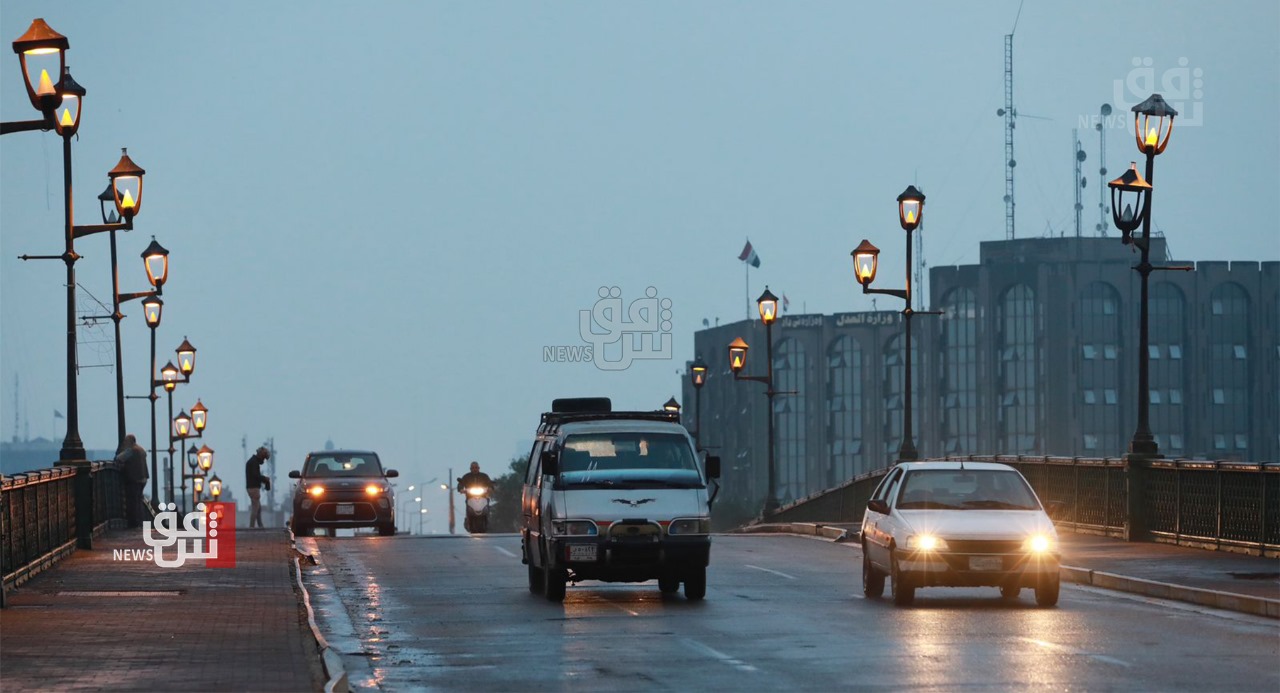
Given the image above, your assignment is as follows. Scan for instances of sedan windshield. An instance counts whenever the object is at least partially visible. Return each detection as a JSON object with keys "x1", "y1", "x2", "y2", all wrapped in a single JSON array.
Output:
[
  {"x1": 303, "y1": 454, "x2": 383, "y2": 478},
  {"x1": 896, "y1": 469, "x2": 1039, "y2": 510}
]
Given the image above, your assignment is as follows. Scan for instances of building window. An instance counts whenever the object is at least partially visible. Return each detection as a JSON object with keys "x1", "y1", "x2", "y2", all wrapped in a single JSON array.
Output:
[
  {"x1": 1103, "y1": 345, "x2": 1118, "y2": 360},
  {"x1": 1207, "y1": 283, "x2": 1250, "y2": 463},
  {"x1": 1149, "y1": 345, "x2": 1162, "y2": 359},
  {"x1": 1150, "y1": 390, "x2": 1162, "y2": 404},
  {"x1": 1170, "y1": 434, "x2": 1184, "y2": 449},
  {"x1": 1169, "y1": 345, "x2": 1183, "y2": 359},
  {"x1": 1083, "y1": 390, "x2": 1096, "y2": 405},
  {"x1": 1082, "y1": 345, "x2": 1097, "y2": 359},
  {"x1": 775, "y1": 338, "x2": 807, "y2": 503},
  {"x1": 1214, "y1": 434, "x2": 1227, "y2": 450},
  {"x1": 940, "y1": 288, "x2": 979, "y2": 456},
  {"x1": 1169, "y1": 389, "x2": 1183, "y2": 405},
  {"x1": 1235, "y1": 434, "x2": 1248, "y2": 450},
  {"x1": 1104, "y1": 389, "x2": 1118, "y2": 405},
  {"x1": 1083, "y1": 434, "x2": 1098, "y2": 450},
  {"x1": 1000, "y1": 284, "x2": 1039, "y2": 453},
  {"x1": 1213, "y1": 388, "x2": 1225, "y2": 404},
  {"x1": 1234, "y1": 345, "x2": 1247, "y2": 359},
  {"x1": 1078, "y1": 282, "x2": 1122, "y2": 456},
  {"x1": 826, "y1": 336, "x2": 864, "y2": 482}
]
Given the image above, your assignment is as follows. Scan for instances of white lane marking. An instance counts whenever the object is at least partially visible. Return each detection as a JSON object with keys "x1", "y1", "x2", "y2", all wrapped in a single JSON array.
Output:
[
  {"x1": 1019, "y1": 637, "x2": 1131, "y2": 668},
  {"x1": 744, "y1": 564, "x2": 797, "y2": 580},
  {"x1": 610, "y1": 602, "x2": 640, "y2": 617},
  {"x1": 493, "y1": 545, "x2": 517, "y2": 558},
  {"x1": 681, "y1": 638, "x2": 758, "y2": 673}
]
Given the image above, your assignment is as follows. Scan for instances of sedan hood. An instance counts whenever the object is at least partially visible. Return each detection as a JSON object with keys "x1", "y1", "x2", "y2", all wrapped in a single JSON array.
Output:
[{"x1": 897, "y1": 509, "x2": 1055, "y2": 539}]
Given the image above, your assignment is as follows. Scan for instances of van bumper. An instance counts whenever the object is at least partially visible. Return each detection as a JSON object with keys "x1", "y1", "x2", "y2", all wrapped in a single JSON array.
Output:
[{"x1": 551, "y1": 536, "x2": 710, "y2": 582}]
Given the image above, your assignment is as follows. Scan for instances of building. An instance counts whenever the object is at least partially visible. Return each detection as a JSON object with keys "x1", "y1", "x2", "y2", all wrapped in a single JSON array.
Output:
[{"x1": 684, "y1": 237, "x2": 1279, "y2": 514}]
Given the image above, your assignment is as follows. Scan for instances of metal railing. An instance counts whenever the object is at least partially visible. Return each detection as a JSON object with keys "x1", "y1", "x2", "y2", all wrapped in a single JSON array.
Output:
[
  {"x1": 1, "y1": 461, "x2": 126, "y2": 602},
  {"x1": 762, "y1": 455, "x2": 1279, "y2": 556}
]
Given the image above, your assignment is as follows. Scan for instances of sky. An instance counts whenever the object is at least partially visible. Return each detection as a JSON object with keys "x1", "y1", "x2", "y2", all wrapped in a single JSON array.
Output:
[{"x1": 2, "y1": 1, "x2": 1277, "y2": 515}]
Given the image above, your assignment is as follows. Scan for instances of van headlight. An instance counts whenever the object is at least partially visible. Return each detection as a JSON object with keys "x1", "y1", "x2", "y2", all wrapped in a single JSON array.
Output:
[
  {"x1": 906, "y1": 534, "x2": 948, "y2": 551},
  {"x1": 552, "y1": 520, "x2": 598, "y2": 536},
  {"x1": 668, "y1": 518, "x2": 710, "y2": 536},
  {"x1": 1024, "y1": 534, "x2": 1056, "y2": 554}
]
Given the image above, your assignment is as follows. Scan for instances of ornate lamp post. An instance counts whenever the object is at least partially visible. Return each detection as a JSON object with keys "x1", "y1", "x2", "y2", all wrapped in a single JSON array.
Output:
[
  {"x1": 209, "y1": 473, "x2": 223, "y2": 500},
  {"x1": 1108, "y1": 94, "x2": 1191, "y2": 459},
  {"x1": 3, "y1": 18, "x2": 66, "y2": 134},
  {"x1": 728, "y1": 287, "x2": 788, "y2": 516},
  {"x1": 689, "y1": 356, "x2": 708, "y2": 450},
  {"x1": 852, "y1": 185, "x2": 939, "y2": 463}
]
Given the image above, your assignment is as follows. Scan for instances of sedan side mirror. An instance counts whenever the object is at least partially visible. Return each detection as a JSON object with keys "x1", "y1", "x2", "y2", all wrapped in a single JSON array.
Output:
[
  {"x1": 705, "y1": 455, "x2": 721, "y2": 479},
  {"x1": 385, "y1": 469, "x2": 399, "y2": 478},
  {"x1": 540, "y1": 449, "x2": 559, "y2": 477},
  {"x1": 288, "y1": 470, "x2": 301, "y2": 479},
  {"x1": 866, "y1": 499, "x2": 889, "y2": 516}
]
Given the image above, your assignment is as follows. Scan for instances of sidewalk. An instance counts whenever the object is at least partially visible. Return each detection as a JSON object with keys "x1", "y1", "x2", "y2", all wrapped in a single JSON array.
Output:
[
  {"x1": 0, "y1": 528, "x2": 323, "y2": 691},
  {"x1": 743, "y1": 522, "x2": 1280, "y2": 617}
]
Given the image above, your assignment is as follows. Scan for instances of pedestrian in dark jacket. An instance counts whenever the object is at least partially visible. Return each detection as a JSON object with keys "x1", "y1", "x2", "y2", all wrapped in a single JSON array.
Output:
[
  {"x1": 115, "y1": 434, "x2": 148, "y2": 528},
  {"x1": 245, "y1": 446, "x2": 271, "y2": 528}
]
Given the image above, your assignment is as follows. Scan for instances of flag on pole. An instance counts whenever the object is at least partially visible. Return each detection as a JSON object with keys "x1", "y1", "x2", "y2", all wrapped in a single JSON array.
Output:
[
  {"x1": 737, "y1": 240, "x2": 761, "y2": 268},
  {"x1": 54, "y1": 410, "x2": 64, "y2": 419},
  {"x1": 783, "y1": 294, "x2": 791, "y2": 313}
]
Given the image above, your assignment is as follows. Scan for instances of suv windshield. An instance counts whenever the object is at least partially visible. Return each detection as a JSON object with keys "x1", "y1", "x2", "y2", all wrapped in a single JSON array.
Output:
[
  {"x1": 896, "y1": 469, "x2": 1039, "y2": 510},
  {"x1": 558, "y1": 432, "x2": 701, "y2": 488},
  {"x1": 303, "y1": 453, "x2": 383, "y2": 478}
]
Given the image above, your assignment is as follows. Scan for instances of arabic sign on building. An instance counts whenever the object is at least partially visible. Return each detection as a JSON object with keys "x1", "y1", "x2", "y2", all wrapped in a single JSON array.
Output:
[
  {"x1": 833, "y1": 311, "x2": 901, "y2": 327},
  {"x1": 777, "y1": 315, "x2": 824, "y2": 329}
]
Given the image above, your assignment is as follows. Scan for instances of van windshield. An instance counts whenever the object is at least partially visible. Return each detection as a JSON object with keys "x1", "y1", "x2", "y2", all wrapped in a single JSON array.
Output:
[{"x1": 558, "y1": 432, "x2": 702, "y2": 488}]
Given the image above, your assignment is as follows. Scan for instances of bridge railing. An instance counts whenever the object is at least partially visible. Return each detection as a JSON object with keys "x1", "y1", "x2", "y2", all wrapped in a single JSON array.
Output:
[
  {"x1": 1, "y1": 461, "x2": 126, "y2": 603},
  {"x1": 764, "y1": 455, "x2": 1279, "y2": 556}
]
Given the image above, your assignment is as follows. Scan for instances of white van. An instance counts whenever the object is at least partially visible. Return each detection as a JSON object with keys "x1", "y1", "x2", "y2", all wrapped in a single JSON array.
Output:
[{"x1": 520, "y1": 398, "x2": 720, "y2": 602}]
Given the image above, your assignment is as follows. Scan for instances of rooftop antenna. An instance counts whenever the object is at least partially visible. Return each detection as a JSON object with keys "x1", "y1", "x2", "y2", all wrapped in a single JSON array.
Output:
[
  {"x1": 996, "y1": 1, "x2": 1049, "y2": 240},
  {"x1": 1073, "y1": 129, "x2": 1087, "y2": 237},
  {"x1": 1095, "y1": 103, "x2": 1112, "y2": 236}
]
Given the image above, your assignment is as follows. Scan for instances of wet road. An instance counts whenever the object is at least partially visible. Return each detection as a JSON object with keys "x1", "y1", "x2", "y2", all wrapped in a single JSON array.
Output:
[{"x1": 302, "y1": 533, "x2": 1278, "y2": 692}]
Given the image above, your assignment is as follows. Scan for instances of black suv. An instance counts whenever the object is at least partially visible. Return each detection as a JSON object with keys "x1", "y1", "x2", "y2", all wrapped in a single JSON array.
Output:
[{"x1": 289, "y1": 450, "x2": 398, "y2": 536}]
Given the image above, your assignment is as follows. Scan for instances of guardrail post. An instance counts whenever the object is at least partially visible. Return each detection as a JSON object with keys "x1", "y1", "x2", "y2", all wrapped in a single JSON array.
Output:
[
  {"x1": 1125, "y1": 457, "x2": 1151, "y2": 542},
  {"x1": 70, "y1": 461, "x2": 94, "y2": 550}
]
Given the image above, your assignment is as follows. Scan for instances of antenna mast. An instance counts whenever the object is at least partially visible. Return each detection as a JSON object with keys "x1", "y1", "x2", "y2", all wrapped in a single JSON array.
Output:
[
  {"x1": 1096, "y1": 103, "x2": 1112, "y2": 236},
  {"x1": 1073, "y1": 129, "x2": 1086, "y2": 237},
  {"x1": 999, "y1": 2, "x2": 1025, "y2": 240}
]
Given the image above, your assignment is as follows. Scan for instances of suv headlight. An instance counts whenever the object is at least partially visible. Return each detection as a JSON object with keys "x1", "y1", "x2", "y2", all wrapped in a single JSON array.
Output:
[
  {"x1": 905, "y1": 534, "x2": 948, "y2": 551},
  {"x1": 1024, "y1": 534, "x2": 1056, "y2": 554},
  {"x1": 668, "y1": 518, "x2": 710, "y2": 536},
  {"x1": 365, "y1": 484, "x2": 386, "y2": 496},
  {"x1": 551, "y1": 520, "x2": 598, "y2": 536},
  {"x1": 307, "y1": 485, "x2": 325, "y2": 497}
]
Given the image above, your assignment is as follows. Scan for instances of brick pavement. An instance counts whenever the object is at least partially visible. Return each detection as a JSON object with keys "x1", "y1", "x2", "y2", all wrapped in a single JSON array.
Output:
[{"x1": 0, "y1": 528, "x2": 323, "y2": 691}]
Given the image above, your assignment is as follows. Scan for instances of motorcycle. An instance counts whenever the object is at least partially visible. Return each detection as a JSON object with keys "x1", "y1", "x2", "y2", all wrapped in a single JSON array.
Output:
[{"x1": 461, "y1": 483, "x2": 491, "y2": 533}]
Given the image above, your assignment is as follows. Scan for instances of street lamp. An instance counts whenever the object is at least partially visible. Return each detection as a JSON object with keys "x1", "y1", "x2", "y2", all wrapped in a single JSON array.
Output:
[
  {"x1": 663, "y1": 397, "x2": 681, "y2": 413},
  {"x1": 727, "y1": 287, "x2": 792, "y2": 516},
  {"x1": 1109, "y1": 93, "x2": 1191, "y2": 459},
  {"x1": 209, "y1": 473, "x2": 223, "y2": 500},
  {"x1": 689, "y1": 355, "x2": 708, "y2": 450},
  {"x1": 159, "y1": 338, "x2": 196, "y2": 504},
  {"x1": 852, "y1": 185, "x2": 940, "y2": 463},
  {"x1": 3, "y1": 18, "x2": 66, "y2": 134}
]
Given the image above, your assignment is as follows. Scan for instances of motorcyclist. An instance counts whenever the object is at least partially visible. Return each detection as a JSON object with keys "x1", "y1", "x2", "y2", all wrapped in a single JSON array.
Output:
[{"x1": 457, "y1": 461, "x2": 493, "y2": 495}]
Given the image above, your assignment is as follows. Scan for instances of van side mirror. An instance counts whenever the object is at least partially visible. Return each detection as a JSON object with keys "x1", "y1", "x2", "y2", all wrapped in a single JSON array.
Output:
[
  {"x1": 288, "y1": 470, "x2": 301, "y2": 479},
  {"x1": 705, "y1": 455, "x2": 721, "y2": 479},
  {"x1": 385, "y1": 469, "x2": 399, "y2": 478},
  {"x1": 866, "y1": 499, "x2": 889, "y2": 516},
  {"x1": 541, "y1": 449, "x2": 559, "y2": 477}
]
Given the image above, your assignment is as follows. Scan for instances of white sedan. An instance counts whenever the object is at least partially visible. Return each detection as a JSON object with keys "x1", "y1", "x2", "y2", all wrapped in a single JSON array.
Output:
[{"x1": 860, "y1": 461, "x2": 1061, "y2": 607}]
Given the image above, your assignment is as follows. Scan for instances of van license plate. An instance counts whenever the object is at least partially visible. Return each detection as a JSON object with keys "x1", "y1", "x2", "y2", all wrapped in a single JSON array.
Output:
[
  {"x1": 336, "y1": 504, "x2": 355, "y2": 516},
  {"x1": 970, "y1": 556, "x2": 1003, "y2": 571},
  {"x1": 568, "y1": 545, "x2": 598, "y2": 562}
]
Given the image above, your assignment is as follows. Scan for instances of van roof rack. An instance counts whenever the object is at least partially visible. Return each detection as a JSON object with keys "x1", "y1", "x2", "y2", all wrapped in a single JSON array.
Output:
[{"x1": 539, "y1": 409, "x2": 681, "y2": 429}]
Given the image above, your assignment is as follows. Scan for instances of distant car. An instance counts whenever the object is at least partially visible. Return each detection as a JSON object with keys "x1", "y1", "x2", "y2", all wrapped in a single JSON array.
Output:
[
  {"x1": 860, "y1": 461, "x2": 1061, "y2": 607},
  {"x1": 289, "y1": 450, "x2": 398, "y2": 537}
]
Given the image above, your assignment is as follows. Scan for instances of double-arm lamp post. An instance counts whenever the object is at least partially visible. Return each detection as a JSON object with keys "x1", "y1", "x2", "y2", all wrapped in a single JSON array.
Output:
[
  {"x1": 852, "y1": 186, "x2": 940, "y2": 463},
  {"x1": 727, "y1": 288, "x2": 789, "y2": 516},
  {"x1": 1106, "y1": 94, "x2": 1192, "y2": 460},
  {"x1": 174, "y1": 400, "x2": 209, "y2": 512}
]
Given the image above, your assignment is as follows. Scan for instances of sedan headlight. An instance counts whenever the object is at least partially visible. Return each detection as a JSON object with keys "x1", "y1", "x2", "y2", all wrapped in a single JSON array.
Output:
[
  {"x1": 551, "y1": 520, "x2": 598, "y2": 536},
  {"x1": 1024, "y1": 534, "x2": 1056, "y2": 554},
  {"x1": 668, "y1": 518, "x2": 710, "y2": 536},
  {"x1": 906, "y1": 534, "x2": 949, "y2": 551}
]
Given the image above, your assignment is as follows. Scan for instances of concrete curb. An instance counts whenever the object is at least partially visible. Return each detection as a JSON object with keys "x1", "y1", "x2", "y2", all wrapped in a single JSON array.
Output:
[
  {"x1": 290, "y1": 532, "x2": 348, "y2": 693},
  {"x1": 742, "y1": 523, "x2": 1278, "y2": 619}
]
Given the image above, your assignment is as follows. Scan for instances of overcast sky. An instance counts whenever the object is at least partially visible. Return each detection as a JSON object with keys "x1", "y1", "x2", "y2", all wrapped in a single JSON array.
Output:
[{"x1": 2, "y1": 1, "x2": 1277, "y2": 513}]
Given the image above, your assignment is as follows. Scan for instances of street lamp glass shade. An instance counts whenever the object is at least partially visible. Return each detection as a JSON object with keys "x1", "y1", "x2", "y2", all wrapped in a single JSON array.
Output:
[
  {"x1": 1108, "y1": 163, "x2": 1151, "y2": 236},
  {"x1": 663, "y1": 397, "x2": 681, "y2": 413},
  {"x1": 198, "y1": 445, "x2": 214, "y2": 471},
  {"x1": 141, "y1": 238, "x2": 169, "y2": 288},
  {"x1": 193, "y1": 475, "x2": 204, "y2": 494},
  {"x1": 11, "y1": 18, "x2": 68, "y2": 113},
  {"x1": 97, "y1": 184, "x2": 119, "y2": 224},
  {"x1": 176, "y1": 338, "x2": 196, "y2": 377},
  {"x1": 109, "y1": 148, "x2": 146, "y2": 219},
  {"x1": 852, "y1": 239, "x2": 880, "y2": 287},
  {"x1": 142, "y1": 295, "x2": 163, "y2": 327},
  {"x1": 174, "y1": 410, "x2": 192, "y2": 438},
  {"x1": 757, "y1": 287, "x2": 779, "y2": 325},
  {"x1": 728, "y1": 337, "x2": 749, "y2": 373},
  {"x1": 161, "y1": 361, "x2": 180, "y2": 391},
  {"x1": 187, "y1": 446, "x2": 199, "y2": 469},
  {"x1": 1132, "y1": 94, "x2": 1177, "y2": 156},
  {"x1": 897, "y1": 185, "x2": 926, "y2": 231},
  {"x1": 209, "y1": 474, "x2": 222, "y2": 497},
  {"x1": 51, "y1": 66, "x2": 84, "y2": 137},
  {"x1": 690, "y1": 356, "x2": 708, "y2": 388},
  {"x1": 190, "y1": 399, "x2": 208, "y2": 432}
]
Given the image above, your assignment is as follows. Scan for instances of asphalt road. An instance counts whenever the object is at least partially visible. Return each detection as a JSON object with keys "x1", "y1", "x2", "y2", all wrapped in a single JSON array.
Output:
[{"x1": 302, "y1": 533, "x2": 1278, "y2": 692}]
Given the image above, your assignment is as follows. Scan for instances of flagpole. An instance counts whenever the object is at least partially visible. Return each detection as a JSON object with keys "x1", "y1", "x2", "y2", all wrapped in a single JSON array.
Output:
[{"x1": 745, "y1": 263, "x2": 750, "y2": 321}]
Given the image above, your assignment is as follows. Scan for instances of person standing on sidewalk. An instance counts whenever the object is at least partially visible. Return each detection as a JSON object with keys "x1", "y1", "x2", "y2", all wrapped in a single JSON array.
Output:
[
  {"x1": 244, "y1": 446, "x2": 271, "y2": 528},
  {"x1": 115, "y1": 434, "x2": 149, "y2": 528}
]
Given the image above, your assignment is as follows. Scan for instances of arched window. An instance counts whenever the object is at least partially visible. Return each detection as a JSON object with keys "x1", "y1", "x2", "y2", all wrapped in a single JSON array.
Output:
[
  {"x1": 1150, "y1": 283, "x2": 1188, "y2": 454},
  {"x1": 774, "y1": 338, "x2": 806, "y2": 503},
  {"x1": 1077, "y1": 282, "x2": 1123, "y2": 454},
  {"x1": 997, "y1": 284, "x2": 1040, "y2": 452},
  {"x1": 940, "y1": 288, "x2": 978, "y2": 454},
  {"x1": 1207, "y1": 283, "x2": 1250, "y2": 459},
  {"x1": 826, "y1": 336, "x2": 864, "y2": 483},
  {"x1": 883, "y1": 333, "x2": 919, "y2": 456}
]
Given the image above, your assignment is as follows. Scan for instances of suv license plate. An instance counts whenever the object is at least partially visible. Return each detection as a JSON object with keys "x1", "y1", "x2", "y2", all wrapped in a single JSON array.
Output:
[
  {"x1": 970, "y1": 556, "x2": 1003, "y2": 571},
  {"x1": 568, "y1": 544, "x2": 598, "y2": 562},
  {"x1": 336, "y1": 503, "x2": 355, "y2": 516}
]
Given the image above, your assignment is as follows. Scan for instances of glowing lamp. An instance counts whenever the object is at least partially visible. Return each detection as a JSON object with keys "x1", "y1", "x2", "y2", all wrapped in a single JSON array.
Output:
[
  {"x1": 897, "y1": 185, "x2": 926, "y2": 232},
  {"x1": 1132, "y1": 93, "x2": 1177, "y2": 156},
  {"x1": 851, "y1": 239, "x2": 880, "y2": 287},
  {"x1": 52, "y1": 66, "x2": 84, "y2": 137},
  {"x1": 176, "y1": 338, "x2": 196, "y2": 377},
  {"x1": 209, "y1": 474, "x2": 223, "y2": 498},
  {"x1": 193, "y1": 475, "x2": 205, "y2": 495},
  {"x1": 728, "y1": 337, "x2": 749, "y2": 374},
  {"x1": 161, "y1": 361, "x2": 181, "y2": 391},
  {"x1": 1108, "y1": 163, "x2": 1151, "y2": 240},
  {"x1": 11, "y1": 18, "x2": 68, "y2": 113},
  {"x1": 173, "y1": 410, "x2": 192, "y2": 438},
  {"x1": 142, "y1": 295, "x2": 163, "y2": 328},
  {"x1": 663, "y1": 397, "x2": 681, "y2": 413},
  {"x1": 190, "y1": 399, "x2": 208, "y2": 432},
  {"x1": 690, "y1": 356, "x2": 708, "y2": 389},
  {"x1": 109, "y1": 148, "x2": 146, "y2": 220},
  {"x1": 198, "y1": 445, "x2": 214, "y2": 471},
  {"x1": 757, "y1": 287, "x2": 779, "y2": 325}
]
